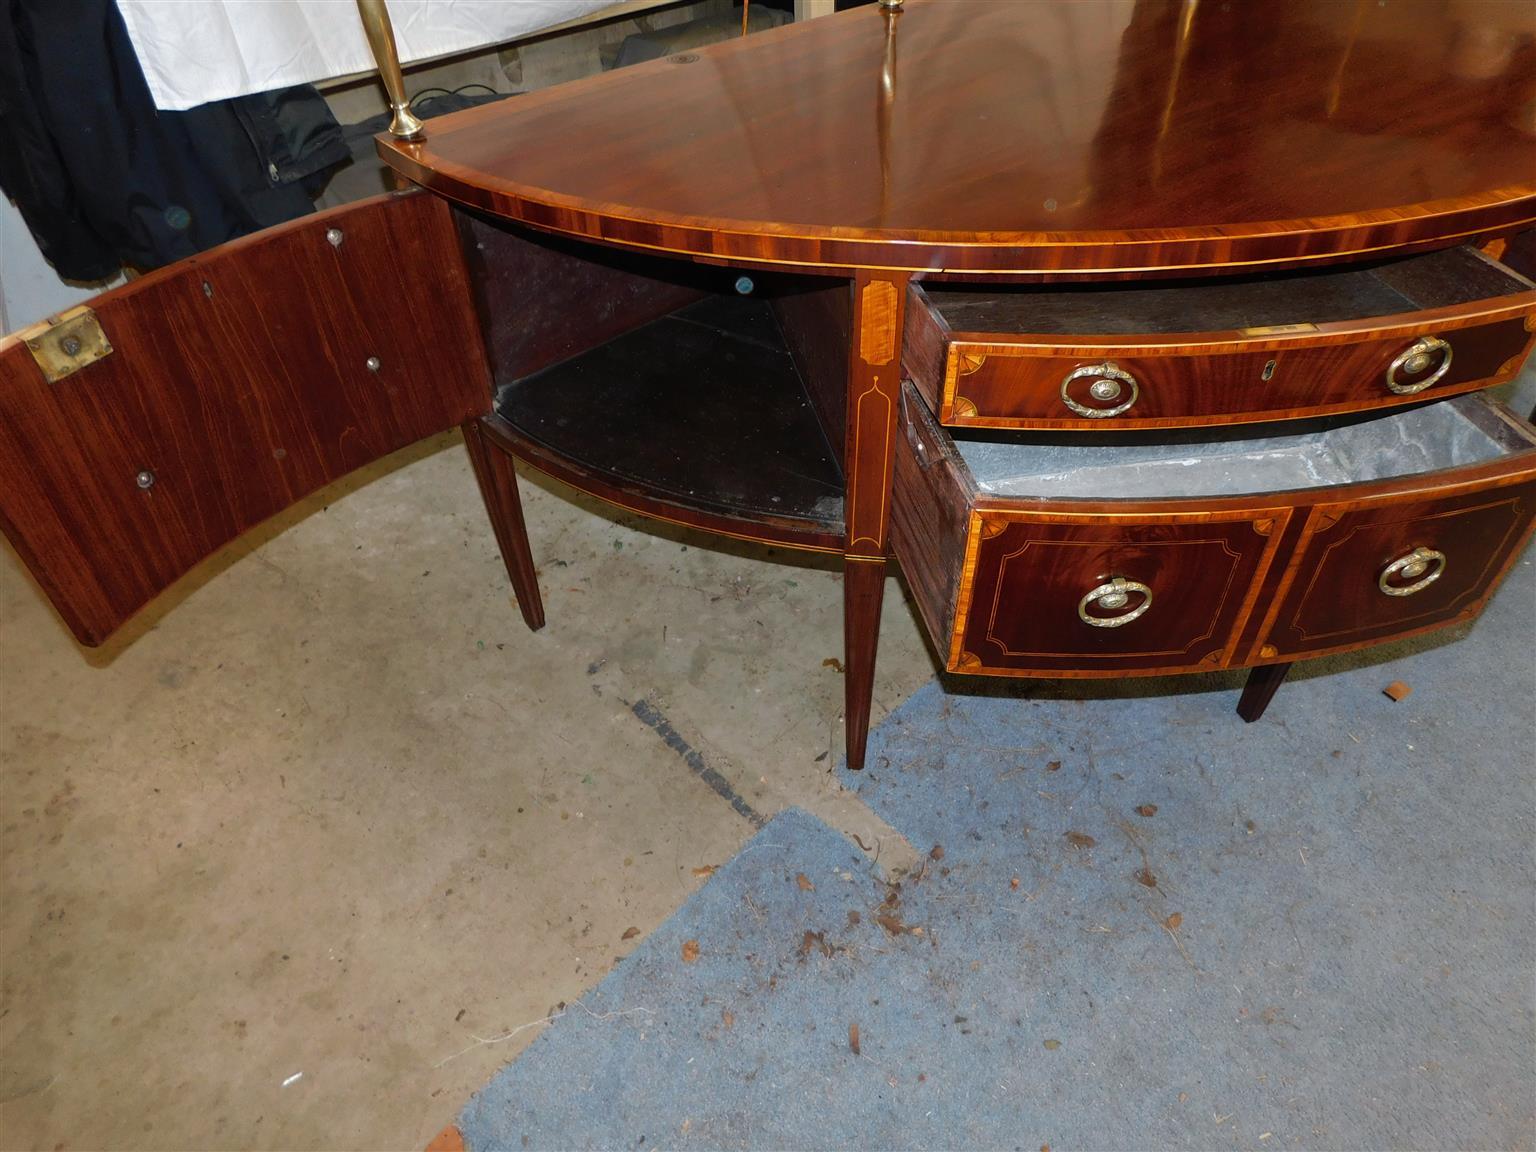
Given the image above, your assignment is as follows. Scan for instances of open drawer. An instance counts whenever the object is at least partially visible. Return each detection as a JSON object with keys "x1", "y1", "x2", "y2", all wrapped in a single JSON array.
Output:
[
  {"x1": 890, "y1": 383, "x2": 1536, "y2": 677},
  {"x1": 905, "y1": 246, "x2": 1536, "y2": 431}
]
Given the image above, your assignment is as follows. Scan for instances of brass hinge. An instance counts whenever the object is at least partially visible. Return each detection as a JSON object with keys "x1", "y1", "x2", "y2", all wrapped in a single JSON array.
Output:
[{"x1": 23, "y1": 306, "x2": 113, "y2": 383}]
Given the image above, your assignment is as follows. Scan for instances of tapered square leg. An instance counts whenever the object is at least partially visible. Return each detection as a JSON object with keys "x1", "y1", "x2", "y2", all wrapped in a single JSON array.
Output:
[
  {"x1": 1237, "y1": 661, "x2": 1291, "y2": 722},
  {"x1": 840, "y1": 271, "x2": 910, "y2": 771},
  {"x1": 843, "y1": 558, "x2": 886, "y2": 771},
  {"x1": 461, "y1": 418, "x2": 545, "y2": 632}
]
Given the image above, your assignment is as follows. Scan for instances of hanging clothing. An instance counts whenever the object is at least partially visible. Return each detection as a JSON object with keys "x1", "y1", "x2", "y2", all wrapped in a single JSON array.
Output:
[{"x1": 0, "y1": 0, "x2": 347, "y2": 281}]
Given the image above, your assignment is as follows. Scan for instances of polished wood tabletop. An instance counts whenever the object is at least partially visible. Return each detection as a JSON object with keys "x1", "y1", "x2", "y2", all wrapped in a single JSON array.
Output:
[{"x1": 381, "y1": 0, "x2": 1536, "y2": 273}]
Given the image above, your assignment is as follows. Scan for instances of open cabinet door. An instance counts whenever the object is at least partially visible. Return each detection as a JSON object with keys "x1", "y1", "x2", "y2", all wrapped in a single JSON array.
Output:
[{"x1": 0, "y1": 191, "x2": 492, "y2": 646}]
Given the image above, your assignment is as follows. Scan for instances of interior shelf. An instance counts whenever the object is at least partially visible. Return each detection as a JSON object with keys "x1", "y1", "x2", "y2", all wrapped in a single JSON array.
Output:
[{"x1": 488, "y1": 296, "x2": 846, "y2": 553}]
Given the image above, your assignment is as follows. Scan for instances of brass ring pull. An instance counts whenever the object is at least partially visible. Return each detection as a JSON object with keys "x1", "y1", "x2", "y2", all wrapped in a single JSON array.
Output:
[
  {"x1": 1060, "y1": 362, "x2": 1139, "y2": 418},
  {"x1": 1385, "y1": 336, "x2": 1452, "y2": 396},
  {"x1": 1378, "y1": 546, "x2": 1446, "y2": 597},
  {"x1": 1077, "y1": 576, "x2": 1152, "y2": 628}
]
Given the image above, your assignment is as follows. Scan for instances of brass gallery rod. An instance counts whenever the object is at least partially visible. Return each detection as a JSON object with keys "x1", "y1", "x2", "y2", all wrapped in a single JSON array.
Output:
[{"x1": 355, "y1": 0, "x2": 425, "y2": 140}]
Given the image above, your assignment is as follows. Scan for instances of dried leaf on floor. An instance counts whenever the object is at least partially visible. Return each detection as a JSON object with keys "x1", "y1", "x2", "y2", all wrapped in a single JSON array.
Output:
[
  {"x1": 1043, "y1": 1038, "x2": 1061, "y2": 1051},
  {"x1": 796, "y1": 873, "x2": 814, "y2": 891},
  {"x1": 874, "y1": 913, "x2": 909, "y2": 936},
  {"x1": 847, "y1": 910, "x2": 861, "y2": 926},
  {"x1": 722, "y1": 1010, "x2": 734, "y2": 1030},
  {"x1": 1064, "y1": 831, "x2": 1097, "y2": 849},
  {"x1": 929, "y1": 844, "x2": 945, "y2": 861},
  {"x1": 849, "y1": 1022, "x2": 861, "y2": 1056},
  {"x1": 681, "y1": 939, "x2": 701, "y2": 964},
  {"x1": 1045, "y1": 760, "x2": 1062, "y2": 772},
  {"x1": 691, "y1": 865, "x2": 717, "y2": 879},
  {"x1": 1384, "y1": 680, "x2": 1413, "y2": 702},
  {"x1": 1136, "y1": 804, "x2": 1159, "y2": 818},
  {"x1": 621, "y1": 926, "x2": 640, "y2": 940},
  {"x1": 1165, "y1": 912, "x2": 1183, "y2": 931},
  {"x1": 1134, "y1": 867, "x2": 1159, "y2": 888},
  {"x1": 798, "y1": 929, "x2": 835, "y2": 959},
  {"x1": 822, "y1": 657, "x2": 845, "y2": 673},
  {"x1": 1010, "y1": 877, "x2": 1021, "y2": 889}
]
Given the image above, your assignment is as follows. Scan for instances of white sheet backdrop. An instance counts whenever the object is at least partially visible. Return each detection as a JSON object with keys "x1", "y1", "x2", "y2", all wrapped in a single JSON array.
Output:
[{"x1": 115, "y1": 0, "x2": 615, "y2": 111}]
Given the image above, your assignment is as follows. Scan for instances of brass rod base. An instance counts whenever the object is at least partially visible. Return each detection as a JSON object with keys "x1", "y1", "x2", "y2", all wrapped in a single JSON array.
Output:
[
  {"x1": 388, "y1": 103, "x2": 425, "y2": 141},
  {"x1": 358, "y1": 0, "x2": 425, "y2": 141}
]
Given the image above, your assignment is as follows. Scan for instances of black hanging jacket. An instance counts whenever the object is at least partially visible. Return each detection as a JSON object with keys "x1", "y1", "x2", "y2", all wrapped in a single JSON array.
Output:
[{"x1": 0, "y1": 0, "x2": 348, "y2": 281}]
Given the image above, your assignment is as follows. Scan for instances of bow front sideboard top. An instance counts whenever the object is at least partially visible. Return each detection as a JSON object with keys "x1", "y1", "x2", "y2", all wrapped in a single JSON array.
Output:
[{"x1": 2, "y1": 0, "x2": 1535, "y2": 769}]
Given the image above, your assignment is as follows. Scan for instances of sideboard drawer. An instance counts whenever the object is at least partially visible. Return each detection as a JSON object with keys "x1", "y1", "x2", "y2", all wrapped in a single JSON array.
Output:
[
  {"x1": 890, "y1": 384, "x2": 1536, "y2": 679},
  {"x1": 950, "y1": 514, "x2": 1278, "y2": 676},
  {"x1": 1252, "y1": 484, "x2": 1536, "y2": 662},
  {"x1": 905, "y1": 246, "x2": 1536, "y2": 431}
]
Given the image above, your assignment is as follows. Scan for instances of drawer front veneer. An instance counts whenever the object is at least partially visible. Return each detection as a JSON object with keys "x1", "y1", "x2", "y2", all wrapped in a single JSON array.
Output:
[
  {"x1": 929, "y1": 314, "x2": 1535, "y2": 430},
  {"x1": 0, "y1": 192, "x2": 493, "y2": 646},
  {"x1": 890, "y1": 385, "x2": 1536, "y2": 680},
  {"x1": 950, "y1": 514, "x2": 1285, "y2": 675},
  {"x1": 905, "y1": 248, "x2": 1536, "y2": 430},
  {"x1": 1252, "y1": 479, "x2": 1536, "y2": 661}
]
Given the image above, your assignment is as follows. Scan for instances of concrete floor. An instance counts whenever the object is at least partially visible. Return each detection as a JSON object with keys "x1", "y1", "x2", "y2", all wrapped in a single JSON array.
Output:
[
  {"x1": 0, "y1": 434, "x2": 932, "y2": 1151},
  {"x1": 7, "y1": 372, "x2": 1536, "y2": 1149}
]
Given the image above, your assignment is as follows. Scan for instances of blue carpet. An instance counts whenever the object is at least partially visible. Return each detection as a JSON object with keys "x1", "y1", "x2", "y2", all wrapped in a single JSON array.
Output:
[{"x1": 460, "y1": 546, "x2": 1534, "y2": 1151}]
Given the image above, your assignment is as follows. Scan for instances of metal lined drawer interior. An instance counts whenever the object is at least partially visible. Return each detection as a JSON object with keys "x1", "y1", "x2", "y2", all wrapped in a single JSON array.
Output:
[{"x1": 953, "y1": 394, "x2": 1529, "y2": 500}]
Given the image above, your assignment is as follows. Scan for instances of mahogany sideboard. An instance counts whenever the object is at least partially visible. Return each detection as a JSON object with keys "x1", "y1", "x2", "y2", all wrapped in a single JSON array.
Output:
[{"x1": 3, "y1": 1, "x2": 1535, "y2": 770}]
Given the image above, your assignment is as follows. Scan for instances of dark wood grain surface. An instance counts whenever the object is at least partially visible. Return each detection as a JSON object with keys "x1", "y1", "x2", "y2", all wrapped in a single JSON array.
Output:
[
  {"x1": 956, "y1": 515, "x2": 1279, "y2": 675},
  {"x1": 773, "y1": 281, "x2": 852, "y2": 466},
  {"x1": 462, "y1": 418, "x2": 546, "y2": 632},
  {"x1": 0, "y1": 192, "x2": 491, "y2": 646},
  {"x1": 890, "y1": 385, "x2": 975, "y2": 654},
  {"x1": 379, "y1": 0, "x2": 1536, "y2": 274},
  {"x1": 1256, "y1": 482, "x2": 1536, "y2": 659},
  {"x1": 490, "y1": 296, "x2": 846, "y2": 549},
  {"x1": 842, "y1": 557, "x2": 888, "y2": 773},
  {"x1": 479, "y1": 412, "x2": 845, "y2": 555},
  {"x1": 928, "y1": 317, "x2": 1536, "y2": 430},
  {"x1": 889, "y1": 384, "x2": 1536, "y2": 678},
  {"x1": 457, "y1": 210, "x2": 716, "y2": 381},
  {"x1": 1237, "y1": 662, "x2": 1292, "y2": 722},
  {"x1": 904, "y1": 246, "x2": 1536, "y2": 429}
]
